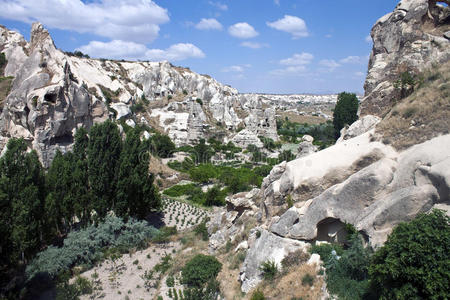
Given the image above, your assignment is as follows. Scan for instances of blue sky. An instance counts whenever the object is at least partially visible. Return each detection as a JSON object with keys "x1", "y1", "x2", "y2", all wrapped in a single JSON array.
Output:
[{"x1": 0, "y1": 0, "x2": 399, "y2": 94}]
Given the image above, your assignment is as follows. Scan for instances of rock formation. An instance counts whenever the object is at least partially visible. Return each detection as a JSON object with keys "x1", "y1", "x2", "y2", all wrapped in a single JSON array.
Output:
[
  {"x1": 361, "y1": 0, "x2": 450, "y2": 116},
  {"x1": 0, "y1": 23, "x2": 278, "y2": 166}
]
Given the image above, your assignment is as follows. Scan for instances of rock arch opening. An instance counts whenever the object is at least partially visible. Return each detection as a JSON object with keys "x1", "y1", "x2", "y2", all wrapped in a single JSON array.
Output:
[{"x1": 315, "y1": 217, "x2": 349, "y2": 244}]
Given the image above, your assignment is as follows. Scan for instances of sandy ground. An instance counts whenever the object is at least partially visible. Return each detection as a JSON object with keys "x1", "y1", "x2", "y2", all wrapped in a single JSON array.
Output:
[{"x1": 78, "y1": 242, "x2": 181, "y2": 300}]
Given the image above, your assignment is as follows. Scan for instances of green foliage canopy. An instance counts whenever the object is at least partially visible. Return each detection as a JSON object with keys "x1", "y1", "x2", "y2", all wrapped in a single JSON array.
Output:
[{"x1": 332, "y1": 92, "x2": 359, "y2": 138}]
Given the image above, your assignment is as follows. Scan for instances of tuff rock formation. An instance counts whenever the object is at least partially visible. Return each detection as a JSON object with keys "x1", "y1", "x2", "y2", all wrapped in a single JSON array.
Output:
[
  {"x1": 361, "y1": 0, "x2": 450, "y2": 116},
  {"x1": 0, "y1": 23, "x2": 278, "y2": 166}
]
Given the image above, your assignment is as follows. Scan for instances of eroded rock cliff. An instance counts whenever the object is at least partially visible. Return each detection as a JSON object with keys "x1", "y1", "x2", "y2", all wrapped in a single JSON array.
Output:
[{"x1": 0, "y1": 23, "x2": 278, "y2": 166}]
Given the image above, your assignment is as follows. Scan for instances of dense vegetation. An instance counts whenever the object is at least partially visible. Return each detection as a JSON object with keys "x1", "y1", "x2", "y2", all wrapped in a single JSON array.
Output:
[
  {"x1": 0, "y1": 121, "x2": 161, "y2": 282},
  {"x1": 332, "y1": 92, "x2": 359, "y2": 138},
  {"x1": 313, "y1": 210, "x2": 449, "y2": 300},
  {"x1": 276, "y1": 118, "x2": 335, "y2": 148},
  {"x1": 181, "y1": 254, "x2": 222, "y2": 299}
]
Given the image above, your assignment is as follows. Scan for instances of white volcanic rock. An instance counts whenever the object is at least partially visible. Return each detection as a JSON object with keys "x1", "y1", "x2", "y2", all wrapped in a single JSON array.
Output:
[
  {"x1": 337, "y1": 115, "x2": 381, "y2": 143},
  {"x1": 0, "y1": 23, "x2": 278, "y2": 165},
  {"x1": 239, "y1": 229, "x2": 308, "y2": 293},
  {"x1": 269, "y1": 134, "x2": 450, "y2": 247},
  {"x1": 261, "y1": 130, "x2": 397, "y2": 214},
  {"x1": 361, "y1": 0, "x2": 450, "y2": 116},
  {"x1": 231, "y1": 129, "x2": 264, "y2": 148}
]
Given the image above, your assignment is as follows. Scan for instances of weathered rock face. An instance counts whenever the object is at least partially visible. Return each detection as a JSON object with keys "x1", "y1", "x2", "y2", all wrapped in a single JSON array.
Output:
[
  {"x1": 0, "y1": 23, "x2": 278, "y2": 166},
  {"x1": 296, "y1": 135, "x2": 318, "y2": 158},
  {"x1": 361, "y1": 0, "x2": 450, "y2": 116},
  {"x1": 261, "y1": 130, "x2": 397, "y2": 216},
  {"x1": 268, "y1": 134, "x2": 450, "y2": 247},
  {"x1": 239, "y1": 229, "x2": 308, "y2": 293},
  {"x1": 337, "y1": 115, "x2": 381, "y2": 143}
]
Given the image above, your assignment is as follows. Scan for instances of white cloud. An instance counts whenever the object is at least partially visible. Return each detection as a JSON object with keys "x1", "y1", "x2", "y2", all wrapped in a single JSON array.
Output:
[
  {"x1": 208, "y1": 1, "x2": 228, "y2": 11},
  {"x1": 319, "y1": 59, "x2": 341, "y2": 71},
  {"x1": 340, "y1": 56, "x2": 362, "y2": 64},
  {"x1": 228, "y1": 23, "x2": 259, "y2": 39},
  {"x1": 280, "y1": 53, "x2": 314, "y2": 66},
  {"x1": 240, "y1": 41, "x2": 269, "y2": 49},
  {"x1": 78, "y1": 40, "x2": 205, "y2": 62},
  {"x1": 222, "y1": 64, "x2": 251, "y2": 73},
  {"x1": 365, "y1": 35, "x2": 372, "y2": 43},
  {"x1": 270, "y1": 65, "x2": 308, "y2": 76},
  {"x1": 222, "y1": 65, "x2": 244, "y2": 72},
  {"x1": 354, "y1": 71, "x2": 365, "y2": 77},
  {"x1": 0, "y1": 0, "x2": 169, "y2": 44},
  {"x1": 267, "y1": 15, "x2": 308, "y2": 39},
  {"x1": 195, "y1": 18, "x2": 223, "y2": 30}
]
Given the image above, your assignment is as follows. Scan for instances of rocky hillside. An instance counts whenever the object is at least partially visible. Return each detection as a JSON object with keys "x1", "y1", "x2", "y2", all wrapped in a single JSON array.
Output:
[
  {"x1": 361, "y1": 0, "x2": 449, "y2": 116},
  {"x1": 204, "y1": 0, "x2": 450, "y2": 295},
  {"x1": 0, "y1": 23, "x2": 277, "y2": 167}
]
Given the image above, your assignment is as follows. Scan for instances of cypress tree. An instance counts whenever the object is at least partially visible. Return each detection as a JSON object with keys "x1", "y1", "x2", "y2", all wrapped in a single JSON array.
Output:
[
  {"x1": 333, "y1": 92, "x2": 359, "y2": 139},
  {"x1": 87, "y1": 120, "x2": 122, "y2": 218},
  {"x1": 116, "y1": 128, "x2": 160, "y2": 219}
]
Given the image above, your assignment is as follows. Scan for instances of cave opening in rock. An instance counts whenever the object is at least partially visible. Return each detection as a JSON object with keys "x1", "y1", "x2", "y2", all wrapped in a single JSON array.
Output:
[
  {"x1": 315, "y1": 217, "x2": 349, "y2": 244},
  {"x1": 44, "y1": 93, "x2": 57, "y2": 103}
]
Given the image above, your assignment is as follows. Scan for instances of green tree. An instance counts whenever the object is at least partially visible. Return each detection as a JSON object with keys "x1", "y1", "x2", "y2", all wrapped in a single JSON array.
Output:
[
  {"x1": 0, "y1": 138, "x2": 45, "y2": 263},
  {"x1": 369, "y1": 210, "x2": 450, "y2": 300},
  {"x1": 116, "y1": 128, "x2": 161, "y2": 219},
  {"x1": 72, "y1": 128, "x2": 92, "y2": 226},
  {"x1": 149, "y1": 133, "x2": 175, "y2": 158},
  {"x1": 87, "y1": 120, "x2": 122, "y2": 218},
  {"x1": 193, "y1": 139, "x2": 213, "y2": 164},
  {"x1": 45, "y1": 150, "x2": 75, "y2": 234},
  {"x1": 204, "y1": 186, "x2": 225, "y2": 207},
  {"x1": 333, "y1": 92, "x2": 359, "y2": 139}
]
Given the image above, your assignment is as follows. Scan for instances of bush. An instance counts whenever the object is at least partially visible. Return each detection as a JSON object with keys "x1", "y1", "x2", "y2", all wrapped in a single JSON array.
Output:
[
  {"x1": 153, "y1": 226, "x2": 177, "y2": 243},
  {"x1": 26, "y1": 216, "x2": 158, "y2": 280},
  {"x1": 301, "y1": 273, "x2": 315, "y2": 286},
  {"x1": 194, "y1": 221, "x2": 209, "y2": 241},
  {"x1": 149, "y1": 133, "x2": 176, "y2": 158},
  {"x1": 250, "y1": 290, "x2": 265, "y2": 300},
  {"x1": 55, "y1": 276, "x2": 93, "y2": 300},
  {"x1": 332, "y1": 92, "x2": 359, "y2": 139},
  {"x1": 309, "y1": 242, "x2": 343, "y2": 263},
  {"x1": 0, "y1": 52, "x2": 6, "y2": 69},
  {"x1": 325, "y1": 234, "x2": 373, "y2": 300},
  {"x1": 166, "y1": 275, "x2": 175, "y2": 287},
  {"x1": 369, "y1": 209, "x2": 450, "y2": 300},
  {"x1": 259, "y1": 260, "x2": 278, "y2": 281},
  {"x1": 182, "y1": 254, "x2": 222, "y2": 287}
]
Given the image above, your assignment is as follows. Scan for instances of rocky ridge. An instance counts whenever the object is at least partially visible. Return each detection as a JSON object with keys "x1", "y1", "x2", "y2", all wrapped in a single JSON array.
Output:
[
  {"x1": 0, "y1": 23, "x2": 278, "y2": 166},
  {"x1": 361, "y1": 0, "x2": 450, "y2": 116}
]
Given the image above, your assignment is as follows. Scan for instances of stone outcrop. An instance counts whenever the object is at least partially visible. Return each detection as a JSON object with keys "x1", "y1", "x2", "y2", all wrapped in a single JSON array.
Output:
[
  {"x1": 337, "y1": 115, "x2": 380, "y2": 143},
  {"x1": 296, "y1": 135, "x2": 318, "y2": 158},
  {"x1": 0, "y1": 23, "x2": 278, "y2": 166},
  {"x1": 239, "y1": 229, "x2": 308, "y2": 293},
  {"x1": 269, "y1": 134, "x2": 450, "y2": 247},
  {"x1": 261, "y1": 130, "x2": 397, "y2": 216},
  {"x1": 361, "y1": 0, "x2": 450, "y2": 116}
]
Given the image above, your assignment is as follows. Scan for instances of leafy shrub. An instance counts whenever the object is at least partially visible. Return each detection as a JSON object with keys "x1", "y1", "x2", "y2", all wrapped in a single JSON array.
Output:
[
  {"x1": 183, "y1": 278, "x2": 221, "y2": 300},
  {"x1": 194, "y1": 221, "x2": 209, "y2": 241},
  {"x1": 26, "y1": 216, "x2": 158, "y2": 280},
  {"x1": 0, "y1": 52, "x2": 6, "y2": 69},
  {"x1": 259, "y1": 260, "x2": 278, "y2": 281},
  {"x1": 369, "y1": 209, "x2": 450, "y2": 300},
  {"x1": 309, "y1": 242, "x2": 343, "y2": 263},
  {"x1": 301, "y1": 273, "x2": 315, "y2": 286},
  {"x1": 166, "y1": 275, "x2": 175, "y2": 287},
  {"x1": 250, "y1": 290, "x2": 265, "y2": 300},
  {"x1": 182, "y1": 254, "x2": 222, "y2": 287},
  {"x1": 196, "y1": 98, "x2": 203, "y2": 105},
  {"x1": 154, "y1": 254, "x2": 172, "y2": 274},
  {"x1": 324, "y1": 234, "x2": 373, "y2": 300}
]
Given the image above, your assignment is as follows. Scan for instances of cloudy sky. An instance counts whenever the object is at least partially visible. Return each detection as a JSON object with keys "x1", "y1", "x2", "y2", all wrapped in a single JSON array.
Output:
[{"x1": 0, "y1": 0, "x2": 398, "y2": 94}]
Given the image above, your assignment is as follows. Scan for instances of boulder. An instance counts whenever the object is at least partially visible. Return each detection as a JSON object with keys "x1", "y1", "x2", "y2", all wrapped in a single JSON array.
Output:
[
  {"x1": 240, "y1": 229, "x2": 308, "y2": 293},
  {"x1": 337, "y1": 115, "x2": 381, "y2": 142}
]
